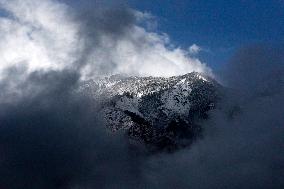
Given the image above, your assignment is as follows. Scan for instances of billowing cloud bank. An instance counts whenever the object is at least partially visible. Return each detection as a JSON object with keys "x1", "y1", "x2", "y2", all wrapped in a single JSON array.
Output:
[
  {"x1": 143, "y1": 45, "x2": 284, "y2": 189},
  {"x1": 0, "y1": 0, "x2": 283, "y2": 189},
  {"x1": 0, "y1": 0, "x2": 211, "y2": 79}
]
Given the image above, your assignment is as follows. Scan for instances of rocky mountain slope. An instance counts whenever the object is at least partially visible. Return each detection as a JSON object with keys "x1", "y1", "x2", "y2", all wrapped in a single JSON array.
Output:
[{"x1": 79, "y1": 72, "x2": 221, "y2": 152}]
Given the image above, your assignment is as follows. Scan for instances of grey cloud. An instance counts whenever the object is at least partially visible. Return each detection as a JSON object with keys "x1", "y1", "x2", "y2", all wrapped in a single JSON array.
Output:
[
  {"x1": 141, "y1": 44, "x2": 284, "y2": 189},
  {"x1": 1, "y1": 0, "x2": 283, "y2": 188},
  {"x1": 0, "y1": 69, "x2": 147, "y2": 189}
]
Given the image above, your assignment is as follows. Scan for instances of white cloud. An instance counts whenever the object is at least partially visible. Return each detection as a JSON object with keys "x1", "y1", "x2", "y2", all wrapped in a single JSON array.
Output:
[
  {"x1": 0, "y1": 0, "x2": 82, "y2": 77},
  {"x1": 0, "y1": 0, "x2": 213, "y2": 80},
  {"x1": 188, "y1": 44, "x2": 202, "y2": 55},
  {"x1": 82, "y1": 26, "x2": 212, "y2": 78}
]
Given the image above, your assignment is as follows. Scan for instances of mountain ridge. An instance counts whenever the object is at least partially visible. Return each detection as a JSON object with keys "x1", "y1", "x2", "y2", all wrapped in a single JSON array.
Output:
[{"x1": 79, "y1": 72, "x2": 221, "y2": 152}]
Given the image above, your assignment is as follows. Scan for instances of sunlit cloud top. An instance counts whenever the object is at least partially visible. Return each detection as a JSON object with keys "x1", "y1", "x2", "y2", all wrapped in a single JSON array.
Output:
[{"x1": 0, "y1": 0, "x2": 212, "y2": 80}]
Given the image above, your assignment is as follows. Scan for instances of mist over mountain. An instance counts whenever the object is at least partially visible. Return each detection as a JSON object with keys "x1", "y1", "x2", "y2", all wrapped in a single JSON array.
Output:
[{"x1": 0, "y1": 0, "x2": 283, "y2": 189}]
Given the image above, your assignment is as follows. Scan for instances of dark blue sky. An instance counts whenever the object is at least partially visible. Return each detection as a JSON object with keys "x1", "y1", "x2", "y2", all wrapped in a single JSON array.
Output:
[
  {"x1": 59, "y1": 0, "x2": 284, "y2": 69},
  {"x1": 128, "y1": 0, "x2": 284, "y2": 69}
]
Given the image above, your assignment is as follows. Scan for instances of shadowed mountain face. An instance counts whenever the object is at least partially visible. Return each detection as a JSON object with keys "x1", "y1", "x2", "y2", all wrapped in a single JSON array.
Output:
[{"x1": 80, "y1": 72, "x2": 221, "y2": 152}]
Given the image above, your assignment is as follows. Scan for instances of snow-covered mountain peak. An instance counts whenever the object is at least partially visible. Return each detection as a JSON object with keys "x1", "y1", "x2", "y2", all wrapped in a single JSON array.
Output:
[{"x1": 80, "y1": 72, "x2": 220, "y2": 152}]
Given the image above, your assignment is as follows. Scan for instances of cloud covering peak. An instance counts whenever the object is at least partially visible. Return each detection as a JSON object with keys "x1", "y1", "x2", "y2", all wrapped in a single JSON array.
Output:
[{"x1": 0, "y1": 0, "x2": 212, "y2": 79}]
